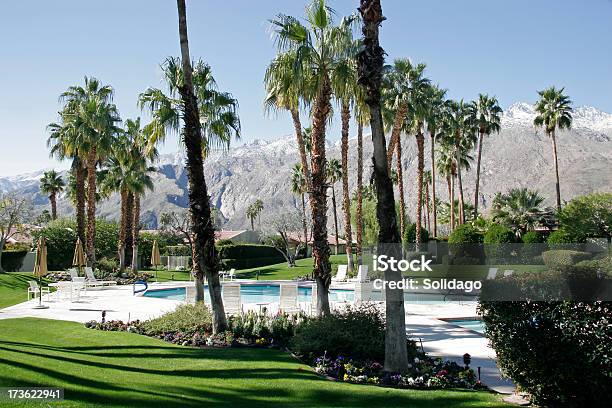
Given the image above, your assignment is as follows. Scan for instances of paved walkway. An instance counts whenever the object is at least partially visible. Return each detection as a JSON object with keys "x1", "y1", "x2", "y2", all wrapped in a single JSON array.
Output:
[{"x1": 1, "y1": 280, "x2": 514, "y2": 394}]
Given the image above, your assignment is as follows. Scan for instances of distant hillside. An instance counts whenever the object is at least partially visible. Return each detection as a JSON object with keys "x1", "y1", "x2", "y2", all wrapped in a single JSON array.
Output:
[{"x1": 2, "y1": 102, "x2": 611, "y2": 231}]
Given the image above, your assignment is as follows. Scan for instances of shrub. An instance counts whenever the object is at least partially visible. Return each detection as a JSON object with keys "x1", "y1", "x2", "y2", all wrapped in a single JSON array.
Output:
[
  {"x1": 576, "y1": 256, "x2": 612, "y2": 275},
  {"x1": 448, "y1": 224, "x2": 484, "y2": 264},
  {"x1": 519, "y1": 231, "x2": 546, "y2": 263},
  {"x1": 479, "y1": 298, "x2": 612, "y2": 407},
  {"x1": 0, "y1": 250, "x2": 28, "y2": 271},
  {"x1": 141, "y1": 303, "x2": 212, "y2": 337},
  {"x1": 403, "y1": 224, "x2": 429, "y2": 244},
  {"x1": 542, "y1": 250, "x2": 591, "y2": 269},
  {"x1": 291, "y1": 304, "x2": 416, "y2": 362},
  {"x1": 138, "y1": 232, "x2": 184, "y2": 268},
  {"x1": 521, "y1": 231, "x2": 545, "y2": 244},
  {"x1": 547, "y1": 228, "x2": 585, "y2": 246},
  {"x1": 96, "y1": 257, "x2": 118, "y2": 278},
  {"x1": 217, "y1": 244, "x2": 284, "y2": 269},
  {"x1": 484, "y1": 224, "x2": 515, "y2": 264},
  {"x1": 229, "y1": 311, "x2": 301, "y2": 347}
]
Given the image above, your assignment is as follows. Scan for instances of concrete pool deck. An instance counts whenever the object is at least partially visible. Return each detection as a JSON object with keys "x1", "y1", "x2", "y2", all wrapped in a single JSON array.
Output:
[{"x1": 0, "y1": 279, "x2": 514, "y2": 394}]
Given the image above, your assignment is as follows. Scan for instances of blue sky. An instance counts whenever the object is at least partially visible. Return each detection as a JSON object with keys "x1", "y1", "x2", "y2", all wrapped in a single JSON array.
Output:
[{"x1": 1, "y1": 0, "x2": 611, "y2": 176}]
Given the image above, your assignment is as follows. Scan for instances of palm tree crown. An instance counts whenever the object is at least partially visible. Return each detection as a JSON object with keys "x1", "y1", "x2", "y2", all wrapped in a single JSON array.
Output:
[{"x1": 533, "y1": 87, "x2": 573, "y2": 134}]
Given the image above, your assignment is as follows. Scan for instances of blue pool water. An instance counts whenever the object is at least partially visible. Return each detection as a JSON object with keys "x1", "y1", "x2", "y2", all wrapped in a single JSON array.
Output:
[
  {"x1": 446, "y1": 319, "x2": 485, "y2": 334},
  {"x1": 143, "y1": 284, "x2": 461, "y2": 304}
]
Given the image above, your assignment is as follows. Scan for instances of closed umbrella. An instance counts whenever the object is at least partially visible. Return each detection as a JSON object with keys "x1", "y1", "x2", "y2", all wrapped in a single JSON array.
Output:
[
  {"x1": 151, "y1": 240, "x2": 162, "y2": 281},
  {"x1": 33, "y1": 236, "x2": 49, "y2": 309},
  {"x1": 73, "y1": 237, "x2": 86, "y2": 276}
]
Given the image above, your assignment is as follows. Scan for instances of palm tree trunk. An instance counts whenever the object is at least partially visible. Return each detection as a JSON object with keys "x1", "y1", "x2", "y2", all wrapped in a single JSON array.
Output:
[
  {"x1": 301, "y1": 193, "x2": 308, "y2": 247},
  {"x1": 118, "y1": 188, "x2": 127, "y2": 272},
  {"x1": 395, "y1": 137, "x2": 406, "y2": 238},
  {"x1": 450, "y1": 173, "x2": 455, "y2": 231},
  {"x1": 176, "y1": 0, "x2": 227, "y2": 333},
  {"x1": 457, "y1": 161, "x2": 465, "y2": 224},
  {"x1": 86, "y1": 148, "x2": 97, "y2": 266},
  {"x1": 415, "y1": 131, "x2": 425, "y2": 246},
  {"x1": 0, "y1": 239, "x2": 5, "y2": 273},
  {"x1": 291, "y1": 108, "x2": 311, "y2": 190},
  {"x1": 250, "y1": 217, "x2": 254, "y2": 231},
  {"x1": 74, "y1": 159, "x2": 86, "y2": 247},
  {"x1": 425, "y1": 183, "x2": 431, "y2": 232},
  {"x1": 340, "y1": 102, "x2": 355, "y2": 273},
  {"x1": 357, "y1": 0, "x2": 409, "y2": 374},
  {"x1": 310, "y1": 75, "x2": 333, "y2": 316},
  {"x1": 331, "y1": 186, "x2": 339, "y2": 256},
  {"x1": 430, "y1": 133, "x2": 437, "y2": 238},
  {"x1": 386, "y1": 102, "x2": 408, "y2": 171},
  {"x1": 550, "y1": 130, "x2": 562, "y2": 211},
  {"x1": 125, "y1": 193, "x2": 134, "y2": 267},
  {"x1": 50, "y1": 193, "x2": 57, "y2": 220},
  {"x1": 356, "y1": 121, "x2": 364, "y2": 265},
  {"x1": 131, "y1": 194, "x2": 141, "y2": 273},
  {"x1": 473, "y1": 131, "x2": 485, "y2": 219}
]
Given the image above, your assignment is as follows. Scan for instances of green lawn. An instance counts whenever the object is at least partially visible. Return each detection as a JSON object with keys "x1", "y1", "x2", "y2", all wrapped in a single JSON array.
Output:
[
  {"x1": 235, "y1": 255, "x2": 349, "y2": 280},
  {"x1": 0, "y1": 318, "x2": 509, "y2": 408},
  {"x1": 0, "y1": 272, "x2": 48, "y2": 309}
]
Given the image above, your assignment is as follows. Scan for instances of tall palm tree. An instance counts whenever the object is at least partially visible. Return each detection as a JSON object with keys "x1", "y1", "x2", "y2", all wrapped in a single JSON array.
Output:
[
  {"x1": 424, "y1": 85, "x2": 447, "y2": 238},
  {"x1": 59, "y1": 77, "x2": 121, "y2": 265},
  {"x1": 326, "y1": 158, "x2": 342, "y2": 255},
  {"x1": 331, "y1": 40, "x2": 359, "y2": 271},
  {"x1": 245, "y1": 200, "x2": 264, "y2": 231},
  {"x1": 291, "y1": 163, "x2": 309, "y2": 246},
  {"x1": 470, "y1": 94, "x2": 502, "y2": 218},
  {"x1": 423, "y1": 170, "x2": 432, "y2": 231},
  {"x1": 269, "y1": 0, "x2": 355, "y2": 316},
  {"x1": 357, "y1": 0, "x2": 408, "y2": 373},
  {"x1": 533, "y1": 87, "x2": 573, "y2": 211},
  {"x1": 39, "y1": 170, "x2": 65, "y2": 220},
  {"x1": 354, "y1": 97, "x2": 368, "y2": 266}
]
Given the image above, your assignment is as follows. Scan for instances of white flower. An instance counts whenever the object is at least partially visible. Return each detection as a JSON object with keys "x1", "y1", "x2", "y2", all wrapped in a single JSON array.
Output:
[{"x1": 414, "y1": 357, "x2": 420, "y2": 364}]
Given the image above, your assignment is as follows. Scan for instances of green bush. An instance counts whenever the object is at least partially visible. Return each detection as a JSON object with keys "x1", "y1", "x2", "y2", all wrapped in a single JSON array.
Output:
[
  {"x1": 448, "y1": 224, "x2": 484, "y2": 264},
  {"x1": 291, "y1": 304, "x2": 417, "y2": 362},
  {"x1": 576, "y1": 257, "x2": 612, "y2": 275},
  {"x1": 479, "y1": 297, "x2": 612, "y2": 407},
  {"x1": 484, "y1": 224, "x2": 515, "y2": 244},
  {"x1": 402, "y1": 224, "x2": 429, "y2": 244},
  {"x1": 547, "y1": 228, "x2": 585, "y2": 246},
  {"x1": 96, "y1": 257, "x2": 118, "y2": 278},
  {"x1": 483, "y1": 224, "x2": 515, "y2": 264},
  {"x1": 138, "y1": 232, "x2": 183, "y2": 268},
  {"x1": 163, "y1": 245, "x2": 192, "y2": 256},
  {"x1": 0, "y1": 250, "x2": 28, "y2": 271},
  {"x1": 519, "y1": 231, "x2": 546, "y2": 263},
  {"x1": 217, "y1": 244, "x2": 284, "y2": 269},
  {"x1": 521, "y1": 231, "x2": 545, "y2": 244},
  {"x1": 542, "y1": 250, "x2": 591, "y2": 268},
  {"x1": 229, "y1": 312, "x2": 300, "y2": 346},
  {"x1": 141, "y1": 303, "x2": 212, "y2": 337}
]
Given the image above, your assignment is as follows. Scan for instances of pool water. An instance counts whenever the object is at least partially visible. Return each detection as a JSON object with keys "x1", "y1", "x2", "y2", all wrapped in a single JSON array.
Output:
[
  {"x1": 143, "y1": 284, "x2": 465, "y2": 304},
  {"x1": 446, "y1": 319, "x2": 485, "y2": 334}
]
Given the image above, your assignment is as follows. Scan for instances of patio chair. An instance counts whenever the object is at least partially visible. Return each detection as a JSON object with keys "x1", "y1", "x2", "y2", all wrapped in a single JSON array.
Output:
[
  {"x1": 486, "y1": 268, "x2": 498, "y2": 280},
  {"x1": 227, "y1": 268, "x2": 236, "y2": 281},
  {"x1": 27, "y1": 281, "x2": 50, "y2": 301},
  {"x1": 68, "y1": 268, "x2": 78, "y2": 279},
  {"x1": 84, "y1": 267, "x2": 117, "y2": 288},
  {"x1": 279, "y1": 284, "x2": 300, "y2": 314},
  {"x1": 71, "y1": 277, "x2": 87, "y2": 300},
  {"x1": 332, "y1": 265, "x2": 348, "y2": 282},
  {"x1": 223, "y1": 284, "x2": 242, "y2": 315},
  {"x1": 349, "y1": 265, "x2": 370, "y2": 283}
]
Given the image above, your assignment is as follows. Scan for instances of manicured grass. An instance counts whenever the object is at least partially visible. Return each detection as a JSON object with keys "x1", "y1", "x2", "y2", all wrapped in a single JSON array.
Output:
[
  {"x1": 236, "y1": 255, "x2": 349, "y2": 280},
  {"x1": 0, "y1": 318, "x2": 509, "y2": 407},
  {"x1": 0, "y1": 272, "x2": 53, "y2": 309}
]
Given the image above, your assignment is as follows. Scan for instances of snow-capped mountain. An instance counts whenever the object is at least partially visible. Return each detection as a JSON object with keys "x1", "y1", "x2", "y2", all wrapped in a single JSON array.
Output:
[{"x1": 2, "y1": 102, "x2": 611, "y2": 230}]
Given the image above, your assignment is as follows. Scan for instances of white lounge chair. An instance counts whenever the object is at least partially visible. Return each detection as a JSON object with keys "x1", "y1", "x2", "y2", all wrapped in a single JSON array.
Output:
[
  {"x1": 279, "y1": 284, "x2": 300, "y2": 314},
  {"x1": 223, "y1": 284, "x2": 242, "y2": 315},
  {"x1": 309, "y1": 283, "x2": 318, "y2": 316},
  {"x1": 84, "y1": 267, "x2": 117, "y2": 288},
  {"x1": 486, "y1": 268, "x2": 498, "y2": 280},
  {"x1": 349, "y1": 265, "x2": 370, "y2": 283},
  {"x1": 68, "y1": 268, "x2": 78, "y2": 279},
  {"x1": 227, "y1": 268, "x2": 236, "y2": 281},
  {"x1": 332, "y1": 265, "x2": 348, "y2": 282},
  {"x1": 27, "y1": 281, "x2": 50, "y2": 301}
]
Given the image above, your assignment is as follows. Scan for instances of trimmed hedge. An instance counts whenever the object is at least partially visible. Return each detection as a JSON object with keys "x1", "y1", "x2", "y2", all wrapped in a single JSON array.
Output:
[
  {"x1": 217, "y1": 244, "x2": 284, "y2": 270},
  {"x1": 542, "y1": 250, "x2": 591, "y2": 269},
  {"x1": 0, "y1": 250, "x2": 28, "y2": 271},
  {"x1": 402, "y1": 224, "x2": 429, "y2": 244},
  {"x1": 448, "y1": 224, "x2": 484, "y2": 264},
  {"x1": 484, "y1": 224, "x2": 515, "y2": 264}
]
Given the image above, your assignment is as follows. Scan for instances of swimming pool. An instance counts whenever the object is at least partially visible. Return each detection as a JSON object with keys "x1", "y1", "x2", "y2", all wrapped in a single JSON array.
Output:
[
  {"x1": 143, "y1": 284, "x2": 469, "y2": 304},
  {"x1": 445, "y1": 318, "x2": 485, "y2": 334}
]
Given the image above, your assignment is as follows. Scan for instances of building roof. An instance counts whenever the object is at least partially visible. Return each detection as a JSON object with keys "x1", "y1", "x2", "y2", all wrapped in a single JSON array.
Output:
[
  {"x1": 286, "y1": 232, "x2": 347, "y2": 246},
  {"x1": 215, "y1": 230, "x2": 248, "y2": 241}
]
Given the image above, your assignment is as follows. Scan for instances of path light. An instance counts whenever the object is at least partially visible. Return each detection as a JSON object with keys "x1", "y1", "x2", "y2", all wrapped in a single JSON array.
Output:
[{"x1": 463, "y1": 353, "x2": 471, "y2": 368}]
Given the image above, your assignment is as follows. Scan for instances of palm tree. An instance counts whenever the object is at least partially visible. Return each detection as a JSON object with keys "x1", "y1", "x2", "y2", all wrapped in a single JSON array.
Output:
[
  {"x1": 291, "y1": 164, "x2": 309, "y2": 246},
  {"x1": 424, "y1": 85, "x2": 447, "y2": 238},
  {"x1": 269, "y1": 0, "x2": 355, "y2": 316},
  {"x1": 59, "y1": 77, "x2": 121, "y2": 265},
  {"x1": 357, "y1": 0, "x2": 408, "y2": 373},
  {"x1": 533, "y1": 87, "x2": 573, "y2": 211},
  {"x1": 491, "y1": 188, "x2": 548, "y2": 236},
  {"x1": 246, "y1": 199, "x2": 264, "y2": 230},
  {"x1": 436, "y1": 138, "x2": 473, "y2": 230},
  {"x1": 331, "y1": 34, "x2": 359, "y2": 272},
  {"x1": 354, "y1": 98, "x2": 369, "y2": 265},
  {"x1": 326, "y1": 159, "x2": 342, "y2": 255},
  {"x1": 423, "y1": 170, "x2": 432, "y2": 231},
  {"x1": 39, "y1": 170, "x2": 65, "y2": 220},
  {"x1": 471, "y1": 94, "x2": 502, "y2": 218}
]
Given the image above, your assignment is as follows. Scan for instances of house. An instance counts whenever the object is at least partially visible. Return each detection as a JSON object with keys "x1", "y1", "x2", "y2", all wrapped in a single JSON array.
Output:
[
  {"x1": 286, "y1": 233, "x2": 348, "y2": 256},
  {"x1": 215, "y1": 230, "x2": 261, "y2": 244}
]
